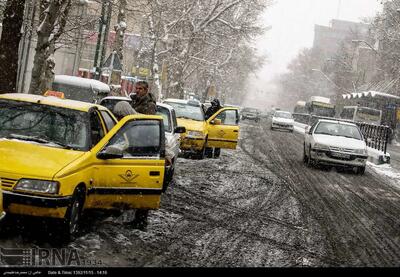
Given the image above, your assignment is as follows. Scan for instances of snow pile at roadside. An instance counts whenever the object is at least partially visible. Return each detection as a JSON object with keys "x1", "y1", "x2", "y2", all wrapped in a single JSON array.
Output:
[{"x1": 367, "y1": 162, "x2": 400, "y2": 188}]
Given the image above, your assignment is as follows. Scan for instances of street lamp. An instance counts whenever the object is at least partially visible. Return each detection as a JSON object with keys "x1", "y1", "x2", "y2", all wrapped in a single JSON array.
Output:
[{"x1": 311, "y1": 69, "x2": 353, "y2": 93}]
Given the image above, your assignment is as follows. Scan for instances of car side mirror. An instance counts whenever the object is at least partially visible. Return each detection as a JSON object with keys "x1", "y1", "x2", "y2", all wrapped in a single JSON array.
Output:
[
  {"x1": 210, "y1": 118, "x2": 222, "y2": 125},
  {"x1": 97, "y1": 146, "x2": 124, "y2": 160},
  {"x1": 174, "y1": 126, "x2": 186, "y2": 134}
]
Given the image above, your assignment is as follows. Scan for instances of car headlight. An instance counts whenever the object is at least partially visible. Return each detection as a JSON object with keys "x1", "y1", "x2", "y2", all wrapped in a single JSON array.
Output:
[
  {"x1": 187, "y1": 131, "x2": 204, "y2": 137},
  {"x1": 14, "y1": 179, "x2": 59, "y2": 194},
  {"x1": 313, "y1": 143, "x2": 329, "y2": 151},
  {"x1": 355, "y1": 148, "x2": 367, "y2": 155}
]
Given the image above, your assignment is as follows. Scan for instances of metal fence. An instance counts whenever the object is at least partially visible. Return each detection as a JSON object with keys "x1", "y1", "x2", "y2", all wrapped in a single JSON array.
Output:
[{"x1": 358, "y1": 123, "x2": 391, "y2": 154}]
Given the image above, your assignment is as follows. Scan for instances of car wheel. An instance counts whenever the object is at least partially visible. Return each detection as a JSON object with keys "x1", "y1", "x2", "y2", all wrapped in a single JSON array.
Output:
[
  {"x1": 213, "y1": 148, "x2": 221, "y2": 159},
  {"x1": 196, "y1": 139, "x2": 207, "y2": 160},
  {"x1": 357, "y1": 166, "x2": 366, "y2": 175},
  {"x1": 205, "y1": 147, "x2": 213, "y2": 158},
  {"x1": 306, "y1": 146, "x2": 314, "y2": 167},
  {"x1": 162, "y1": 167, "x2": 174, "y2": 192},
  {"x1": 59, "y1": 186, "x2": 85, "y2": 243},
  {"x1": 303, "y1": 144, "x2": 309, "y2": 164}
]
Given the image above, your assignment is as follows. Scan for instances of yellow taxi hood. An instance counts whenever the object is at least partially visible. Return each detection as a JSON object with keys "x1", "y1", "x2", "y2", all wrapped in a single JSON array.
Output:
[
  {"x1": 176, "y1": 118, "x2": 206, "y2": 132},
  {"x1": 0, "y1": 140, "x2": 85, "y2": 179}
]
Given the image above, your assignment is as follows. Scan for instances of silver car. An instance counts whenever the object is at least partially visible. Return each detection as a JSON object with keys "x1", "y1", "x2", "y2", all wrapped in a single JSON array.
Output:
[{"x1": 303, "y1": 119, "x2": 368, "y2": 174}]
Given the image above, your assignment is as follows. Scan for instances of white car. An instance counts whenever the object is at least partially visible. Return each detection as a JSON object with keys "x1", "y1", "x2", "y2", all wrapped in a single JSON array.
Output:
[
  {"x1": 271, "y1": 111, "x2": 294, "y2": 132},
  {"x1": 303, "y1": 119, "x2": 368, "y2": 174},
  {"x1": 156, "y1": 102, "x2": 186, "y2": 190},
  {"x1": 99, "y1": 96, "x2": 186, "y2": 191}
]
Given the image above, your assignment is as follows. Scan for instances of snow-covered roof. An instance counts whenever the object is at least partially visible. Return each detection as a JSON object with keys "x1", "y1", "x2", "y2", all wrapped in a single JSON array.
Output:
[
  {"x1": 54, "y1": 75, "x2": 110, "y2": 92},
  {"x1": 341, "y1": 90, "x2": 400, "y2": 100},
  {"x1": 367, "y1": 91, "x2": 400, "y2": 99},
  {"x1": 309, "y1": 96, "x2": 331, "y2": 104}
]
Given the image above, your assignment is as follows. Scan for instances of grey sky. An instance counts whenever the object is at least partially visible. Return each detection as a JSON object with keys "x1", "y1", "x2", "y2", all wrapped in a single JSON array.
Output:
[{"x1": 243, "y1": 0, "x2": 383, "y2": 109}]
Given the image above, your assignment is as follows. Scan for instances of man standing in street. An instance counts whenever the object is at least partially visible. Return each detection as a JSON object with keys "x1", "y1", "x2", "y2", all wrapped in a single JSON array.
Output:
[
  {"x1": 130, "y1": 81, "x2": 156, "y2": 115},
  {"x1": 128, "y1": 80, "x2": 156, "y2": 231}
]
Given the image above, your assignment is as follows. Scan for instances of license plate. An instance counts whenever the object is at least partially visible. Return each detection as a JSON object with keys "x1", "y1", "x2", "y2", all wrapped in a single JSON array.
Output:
[{"x1": 331, "y1": 152, "x2": 350, "y2": 159}]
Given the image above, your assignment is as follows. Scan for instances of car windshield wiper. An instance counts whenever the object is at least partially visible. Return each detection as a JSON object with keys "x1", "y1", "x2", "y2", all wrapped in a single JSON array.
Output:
[
  {"x1": 314, "y1": 132, "x2": 332, "y2": 136},
  {"x1": 6, "y1": 134, "x2": 50, "y2": 144},
  {"x1": 5, "y1": 134, "x2": 74, "y2": 149}
]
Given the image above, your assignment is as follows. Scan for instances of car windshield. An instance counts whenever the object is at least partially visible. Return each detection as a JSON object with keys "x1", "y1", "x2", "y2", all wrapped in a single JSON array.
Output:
[
  {"x1": 164, "y1": 101, "x2": 204, "y2": 121},
  {"x1": 274, "y1": 112, "x2": 292, "y2": 119},
  {"x1": 0, "y1": 99, "x2": 89, "y2": 151},
  {"x1": 100, "y1": 99, "x2": 131, "y2": 113},
  {"x1": 314, "y1": 122, "x2": 362, "y2": 140}
]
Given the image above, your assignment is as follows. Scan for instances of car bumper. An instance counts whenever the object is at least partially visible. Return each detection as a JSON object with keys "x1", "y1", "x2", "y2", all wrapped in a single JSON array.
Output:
[
  {"x1": 272, "y1": 123, "x2": 293, "y2": 130},
  {"x1": 2, "y1": 190, "x2": 72, "y2": 219},
  {"x1": 242, "y1": 115, "x2": 258, "y2": 120},
  {"x1": 180, "y1": 137, "x2": 206, "y2": 152},
  {"x1": 310, "y1": 149, "x2": 367, "y2": 167}
]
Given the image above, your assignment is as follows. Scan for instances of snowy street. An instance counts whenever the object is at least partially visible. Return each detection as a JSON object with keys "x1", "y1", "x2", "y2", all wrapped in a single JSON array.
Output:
[{"x1": 1, "y1": 119, "x2": 400, "y2": 267}]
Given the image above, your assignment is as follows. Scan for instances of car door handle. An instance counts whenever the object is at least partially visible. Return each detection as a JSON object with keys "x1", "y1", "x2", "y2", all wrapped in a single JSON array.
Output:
[
  {"x1": 150, "y1": 171, "x2": 160, "y2": 176},
  {"x1": 233, "y1": 130, "x2": 238, "y2": 133}
]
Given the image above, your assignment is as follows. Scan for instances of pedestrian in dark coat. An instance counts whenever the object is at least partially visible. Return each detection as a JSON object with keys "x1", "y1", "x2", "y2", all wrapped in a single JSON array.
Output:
[
  {"x1": 205, "y1": 98, "x2": 222, "y2": 119},
  {"x1": 127, "y1": 80, "x2": 156, "y2": 231},
  {"x1": 131, "y1": 81, "x2": 156, "y2": 115}
]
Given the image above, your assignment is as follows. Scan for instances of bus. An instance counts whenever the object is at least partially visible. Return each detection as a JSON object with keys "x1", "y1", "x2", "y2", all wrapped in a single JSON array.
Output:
[
  {"x1": 339, "y1": 106, "x2": 382, "y2": 125},
  {"x1": 305, "y1": 96, "x2": 336, "y2": 117},
  {"x1": 293, "y1": 100, "x2": 307, "y2": 114}
]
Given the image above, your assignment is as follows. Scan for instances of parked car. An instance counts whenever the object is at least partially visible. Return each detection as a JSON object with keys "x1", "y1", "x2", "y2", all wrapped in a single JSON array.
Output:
[
  {"x1": 303, "y1": 119, "x2": 368, "y2": 174},
  {"x1": 0, "y1": 93, "x2": 166, "y2": 241},
  {"x1": 156, "y1": 103, "x2": 186, "y2": 191},
  {"x1": 52, "y1": 75, "x2": 110, "y2": 104},
  {"x1": 0, "y1": 186, "x2": 5, "y2": 223},
  {"x1": 241, "y1": 107, "x2": 260, "y2": 122},
  {"x1": 163, "y1": 98, "x2": 240, "y2": 159},
  {"x1": 271, "y1": 110, "x2": 294, "y2": 132},
  {"x1": 98, "y1": 96, "x2": 186, "y2": 191}
]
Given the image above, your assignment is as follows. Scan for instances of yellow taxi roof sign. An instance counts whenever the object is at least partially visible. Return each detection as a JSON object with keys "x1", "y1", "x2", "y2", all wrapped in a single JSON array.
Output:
[{"x1": 44, "y1": 90, "x2": 65, "y2": 99}]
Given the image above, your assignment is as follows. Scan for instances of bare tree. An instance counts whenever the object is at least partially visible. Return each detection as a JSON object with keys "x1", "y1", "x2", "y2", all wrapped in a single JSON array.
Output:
[
  {"x1": 0, "y1": 0, "x2": 25, "y2": 94},
  {"x1": 28, "y1": 0, "x2": 73, "y2": 95}
]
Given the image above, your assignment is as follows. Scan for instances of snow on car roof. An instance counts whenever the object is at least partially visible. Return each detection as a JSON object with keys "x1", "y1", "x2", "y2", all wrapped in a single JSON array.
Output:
[
  {"x1": 54, "y1": 75, "x2": 110, "y2": 92},
  {"x1": 0, "y1": 93, "x2": 105, "y2": 112},
  {"x1": 317, "y1": 118, "x2": 357, "y2": 126},
  {"x1": 157, "y1": 102, "x2": 174, "y2": 111},
  {"x1": 163, "y1": 98, "x2": 201, "y2": 106},
  {"x1": 100, "y1": 96, "x2": 131, "y2": 102}
]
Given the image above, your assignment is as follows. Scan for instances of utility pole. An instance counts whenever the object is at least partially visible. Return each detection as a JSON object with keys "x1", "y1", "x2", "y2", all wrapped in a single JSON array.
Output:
[{"x1": 93, "y1": 0, "x2": 112, "y2": 80}]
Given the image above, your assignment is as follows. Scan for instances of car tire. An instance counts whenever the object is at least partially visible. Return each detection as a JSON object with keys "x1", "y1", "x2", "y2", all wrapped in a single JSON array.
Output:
[
  {"x1": 162, "y1": 165, "x2": 175, "y2": 192},
  {"x1": 306, "y1": 146, "x2": 314, "y2": 167},
  {"x1": 357, "y1": 166, "x2": 366, "y2": 175},
  {"x1": 205, "y1": 147, "x2": 213, "y2": 158},
  {"x1": 59, "y1": 186, "x2": 85, "y2": 243},
  {"x1": 196, "y1": 139, "x2": 207, "y2": 160},
  {"x1": 303, "y1": 144, "x2": 309, "y2": 164},
  {"x1": 213, "y1": 148, "x2": 221, "y2": 159}
]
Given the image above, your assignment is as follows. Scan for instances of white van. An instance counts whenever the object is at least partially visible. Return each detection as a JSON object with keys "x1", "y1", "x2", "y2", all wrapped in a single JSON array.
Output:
[
  {"x1": 339, "y1": 106, "x2": 382, "y2": 125},
  {"x1": 52, "y1": 75, "x2": 110, "y2": 103}
]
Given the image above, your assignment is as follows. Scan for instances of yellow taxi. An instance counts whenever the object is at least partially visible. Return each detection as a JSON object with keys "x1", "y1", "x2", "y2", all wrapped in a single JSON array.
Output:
[
  {"x1": 0, "y1": 186, "x2": 5, "y2": 222},
  {"x1": 0, "y1": 93, "x2": 165, "y2": 239},
  {"x1": 163, "y1": 98, "x2": 240, "y2": 159}
]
